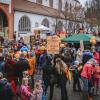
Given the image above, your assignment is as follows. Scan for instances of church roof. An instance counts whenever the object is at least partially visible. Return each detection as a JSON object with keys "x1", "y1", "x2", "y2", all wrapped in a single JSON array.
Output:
[{"x1": 13, "y1": 0, "x2": 65, "y2": 19}]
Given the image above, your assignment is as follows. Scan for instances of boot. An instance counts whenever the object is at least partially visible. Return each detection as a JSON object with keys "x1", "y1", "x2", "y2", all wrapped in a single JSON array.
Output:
[{"x1": 87, "y1": 95, "x2": 93, "y2": 100}]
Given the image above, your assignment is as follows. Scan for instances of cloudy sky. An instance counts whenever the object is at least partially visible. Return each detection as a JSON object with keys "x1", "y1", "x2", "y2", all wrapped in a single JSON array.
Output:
[{"x1": 79, "y1": 0, "x2": 87, "y2": 6}]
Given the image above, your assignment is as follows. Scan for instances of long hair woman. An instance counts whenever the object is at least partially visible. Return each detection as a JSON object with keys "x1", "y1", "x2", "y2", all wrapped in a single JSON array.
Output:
[{"x1": 55, "y1": 57, "x2": 68, "y2": 100}]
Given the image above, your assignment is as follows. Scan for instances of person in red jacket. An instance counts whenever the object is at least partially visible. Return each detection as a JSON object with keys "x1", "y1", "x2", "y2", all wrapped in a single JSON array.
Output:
[
  {"x1": 81, "y1": 58, "x2": 96, "y2": 100},
  {"x1": 4, "y1": 55, "x2": 17, "y2": 94},
  {"x1": 4, "y1": 55, "x2": 16, "y2": 82}
]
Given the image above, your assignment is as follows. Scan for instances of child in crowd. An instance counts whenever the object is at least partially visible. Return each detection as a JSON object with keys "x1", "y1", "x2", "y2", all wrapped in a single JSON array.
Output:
[
  {"x1": 23, "y1": 71, "x2": 29, "y2": 78},
  {"x1": 23, "y1": 71, "x2": 32, "y2": 89},
  {"x1": 31, "y1": 80, "x2": 43, "y2": 100},
  {"x1": 20, "y1": 78, "x2": 32, "y2": 100},
  {"x1": 94, "y1": 64, "x2": 100, "y2": 95},
  {"x1": 70, "y1": 61, "x2": 82, "y2": 92}
]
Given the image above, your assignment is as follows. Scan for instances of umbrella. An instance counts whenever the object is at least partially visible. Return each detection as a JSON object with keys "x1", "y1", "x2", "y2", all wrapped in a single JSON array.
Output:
[
  {"x1": 33, "y1": 25, "x2": 50, "y2": 31},
  {"x1": 62, "y1": 34, "x2": 94, "y2": 44}
]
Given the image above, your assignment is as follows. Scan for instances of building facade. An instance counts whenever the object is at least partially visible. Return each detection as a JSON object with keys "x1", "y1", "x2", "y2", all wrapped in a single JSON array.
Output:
[{"x1": 0, "y1": 0, "x2": 85, "y2": 40}]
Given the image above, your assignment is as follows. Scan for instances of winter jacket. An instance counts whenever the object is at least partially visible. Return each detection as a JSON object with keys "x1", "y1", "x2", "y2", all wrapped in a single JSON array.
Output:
[
  {"x1": 15, "y1": 58, "x2": 30, "y2": 78},
  {"x1": 93, "y1": 52, "x2": 99, "y2": 64},
  {"x1": 31, "y1": 88, "x2": 43, "y2": 100},
  {"x1": 28, "y1": 57, "x2": 36, "y2": 75},
  {"x1": 4, "y1": 60, "x2": 16, "y2": 82},
  {"x1": 0, "y1": 79, "x2": 14, "y2": 100},
  {"x1": 81, "y1": 63, "x2": 95, "y2": 80},
  {"x1": 94, "y1": 66, "x2": 100, "y2": 79},
  {"x1": 20, "y1": 84, "x2": 32, "y2": 100}
]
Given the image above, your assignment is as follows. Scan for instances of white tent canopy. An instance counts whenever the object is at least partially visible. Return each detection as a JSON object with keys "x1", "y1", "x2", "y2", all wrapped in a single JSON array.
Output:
[{"x1": 33, "y1": 25, "x2": 50, "y2": 31}]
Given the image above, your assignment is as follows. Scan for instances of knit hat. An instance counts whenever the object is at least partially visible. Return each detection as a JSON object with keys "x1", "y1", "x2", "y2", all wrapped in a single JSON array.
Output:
[{"x1": 74, "y1": 60, "x2": 80, "y2": 65}]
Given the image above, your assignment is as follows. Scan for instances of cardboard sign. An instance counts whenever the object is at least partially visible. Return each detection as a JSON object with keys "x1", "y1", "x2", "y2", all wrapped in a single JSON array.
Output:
[
  {"x1": 24, "y1": 36, "x2": 30, "y2": 44},
  {"x1": 47, "y1": 35, "x2": 60, "y2": 54}
]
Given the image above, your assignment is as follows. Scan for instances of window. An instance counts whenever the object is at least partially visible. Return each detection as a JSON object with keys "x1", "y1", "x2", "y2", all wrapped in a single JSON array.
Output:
[
  {"x1": 41, "y1": 18, "x2": 49, "y2": 27},
  {"x1": 36, "y1": 0, "x2": 42, "y2": 4},
  {"x1": 58, "y1": 0, "x2": 62, "y2": 11},
  {"x1": 68, "y1": 22, "x2": 73, "y2": 33},
  {"x1": 56, "y1": 21, "x2": 63, "y2": 32},
  {"x1": 18, "y1": 16, "x2": 31, "y2": 34},
  {"x1": 65, "y1": 1, "x2": 68, "y2": 10},
  {"x1": 49, "y1": 0, "x2": 53, "y2": 7},
  {"x1": 35, "y1": 22, "x2": 39, "y2": 27}
]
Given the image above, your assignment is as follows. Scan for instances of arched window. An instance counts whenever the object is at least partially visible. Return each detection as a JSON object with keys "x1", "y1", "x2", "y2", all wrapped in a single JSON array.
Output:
[
  {"x1": 41, "y1": 18, "x2": 49, "y2": 27},
  {"x1": 18, "y1": 16, "x2": 31, "y2": 34},
  {"x1": 65, "y1": 1, "x2": 68, "y2": 10},
  {"x1": 35, "y1": 22, "x2": 39, "y2": 27},
  {"x1": 49, "y1": 0, "x2": 53, "y2": 7},
  {"x1": 68, "y1": 22, "x2": 73, "y2": 33},
  {"x1": 76, "y1": 23, "x2": 80, "y2": 32},
  {"x1": 56, "y1": 21, "x2": 63, "y2": 32},
  {"x1": 58, "y1": 0, "x2": 62, "y2": 11},
  {"x1": 0, "y1": 10, "x2": 8, "y2": 37},
  {"x1": 36, "y1": 0, "x2": 42, "y2": 4}
]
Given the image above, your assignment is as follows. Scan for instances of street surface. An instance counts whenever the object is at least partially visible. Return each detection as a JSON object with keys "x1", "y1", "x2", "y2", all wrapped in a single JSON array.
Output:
[{"x1": 35, "y1": 75, "x2": 100, "y2": 100}]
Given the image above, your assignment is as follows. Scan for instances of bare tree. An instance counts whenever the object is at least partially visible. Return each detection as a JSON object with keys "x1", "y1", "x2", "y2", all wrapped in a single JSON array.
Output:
[{"x1": 85, "y1": 0, "x2": 100, "y2": 31}]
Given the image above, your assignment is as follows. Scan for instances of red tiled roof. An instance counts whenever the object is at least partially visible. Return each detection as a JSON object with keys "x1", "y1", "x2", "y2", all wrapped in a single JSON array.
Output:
[{"x1": 13, "y1": 0, "x2": 65, "y2": 18}]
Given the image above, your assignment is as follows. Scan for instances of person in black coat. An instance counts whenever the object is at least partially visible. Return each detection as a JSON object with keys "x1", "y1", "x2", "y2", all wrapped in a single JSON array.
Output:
[
  {"x1": 0, "y1": 72, "x2": 15, "y2": 100},
  {"x1": 15, "y1": 54, "x2": 30, "y2": 85}
]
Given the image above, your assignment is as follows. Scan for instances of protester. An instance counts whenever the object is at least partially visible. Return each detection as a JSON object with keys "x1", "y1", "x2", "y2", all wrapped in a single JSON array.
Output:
[
  {"x1": 82, "y1": 50, "x2": 93, "y2": 65},
  {"x1": 94, "y1": 64, "x2": 100, "y2": 95},
  {"x1": 55, "y1": 58, "x2": 68, "y2": 100},
  {"x1": 15, "y1": 53, "x2": 30, "y2": 84},
  {"x1": 4, "y1": 55, "x2": 16, "y2": 82},
  {"x1": 38, "y1": 50, "x2": 47, "y2": 74},
  {"x1": 71, "y1": 44, "x2": 77, "y2": 62},
  {"x1": 91, "y1": 46, "x2": 99, "y2": 64},
  {"x1": 0, "y1": 72, "x2": 15, "y2": 100},
  {"x1": 76, "y1": 48, "x2": 83, "y2": 64},
  {"x1": 81, "y1": 58, "x2": 96, "y2": 100},
  {"x1": 28, "y1": 51, "x2": 36, "y2": 88}
]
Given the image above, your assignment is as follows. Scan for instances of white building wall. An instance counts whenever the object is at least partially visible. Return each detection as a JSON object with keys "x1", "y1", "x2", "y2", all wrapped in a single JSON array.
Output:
[
  {"x1": 14, "y1": 11, "x2": 57, "y2": 38},
  {"x1": 43, "y1": 0, "x2": 49, "y2": 7},
  {"x1": 53, "y1": 0, "x2": 59, "y2": 9}
]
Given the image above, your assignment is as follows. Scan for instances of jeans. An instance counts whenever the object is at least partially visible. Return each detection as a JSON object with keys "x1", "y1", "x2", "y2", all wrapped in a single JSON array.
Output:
[
  {"x1": 81, "y1": 76, "x2": 88, "y2": 92},
  {"x1": 73, "y1": 77, "x2": 81, "y2": 91},
  {"x1": 59, "y1": 74, "x2": 68, "y2": 100}
]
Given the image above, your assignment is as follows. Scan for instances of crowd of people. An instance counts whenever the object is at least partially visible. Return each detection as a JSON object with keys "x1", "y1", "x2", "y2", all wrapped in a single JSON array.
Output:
[{"x1": 0, "y1": 37, "x2": 100, "y2": 100}]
